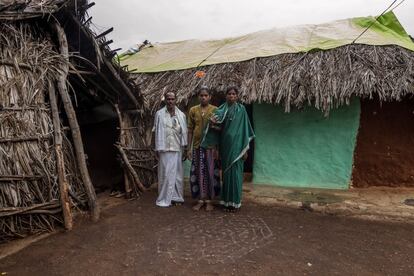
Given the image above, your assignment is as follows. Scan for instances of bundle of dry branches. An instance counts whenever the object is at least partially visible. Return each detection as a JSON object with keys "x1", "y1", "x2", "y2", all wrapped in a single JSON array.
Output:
[
  {"x1": 132, "y1": 44, "x2": 414, "y2": 114},
  {"x1": 115, "y1": 105, "x2": 156, "y2": 198},
  {"x1": 0, "y1": 23, "x2": 86, "y2": 242}
]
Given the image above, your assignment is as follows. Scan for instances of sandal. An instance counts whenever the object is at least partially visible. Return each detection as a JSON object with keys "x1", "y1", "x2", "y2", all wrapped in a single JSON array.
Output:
[{"x1": 172, "y1": 201, "x2": 183, "y2": 206}]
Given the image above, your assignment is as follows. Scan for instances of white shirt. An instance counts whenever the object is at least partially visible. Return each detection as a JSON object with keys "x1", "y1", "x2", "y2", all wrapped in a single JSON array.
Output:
[
  {"x1": 164, "y1": 111, "x2": 182, "y2": 152},
  {"x1": 154, "y1": 106, "x2": 188, "y2": 152}
]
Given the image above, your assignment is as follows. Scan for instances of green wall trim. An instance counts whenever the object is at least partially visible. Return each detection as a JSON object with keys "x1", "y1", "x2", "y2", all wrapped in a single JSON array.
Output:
[{"x1": 252, "y1": 100, "x2": 360, "y2": 189}]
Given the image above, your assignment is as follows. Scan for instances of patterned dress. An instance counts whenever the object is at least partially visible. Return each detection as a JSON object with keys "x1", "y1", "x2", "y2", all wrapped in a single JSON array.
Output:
[{"x1": 188, "y1": 105, "x2": 221, "y2": 200}]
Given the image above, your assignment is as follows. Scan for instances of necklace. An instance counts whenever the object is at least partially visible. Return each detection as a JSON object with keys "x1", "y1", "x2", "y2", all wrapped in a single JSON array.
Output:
[{"x1": 200, "y1": 105, "x2": 208, "y2": 117}]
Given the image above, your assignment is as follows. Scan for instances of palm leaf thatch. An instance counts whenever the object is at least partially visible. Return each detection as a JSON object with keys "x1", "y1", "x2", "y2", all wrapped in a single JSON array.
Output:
[{"x1": 132, "y1": 44, "x2": 414, "y2": 114}]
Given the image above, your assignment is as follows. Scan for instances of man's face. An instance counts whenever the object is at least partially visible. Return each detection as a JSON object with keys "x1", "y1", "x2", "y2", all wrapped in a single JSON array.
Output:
[
  {"x1": 198, "y1": 90, "x2": 211, "y2": 105},
  {"x1": 226, "y1": 89, "x2": 238, "y2": 104},
  {"x1": 165, "y1": 93, "x2": 176, "y2": 108}
]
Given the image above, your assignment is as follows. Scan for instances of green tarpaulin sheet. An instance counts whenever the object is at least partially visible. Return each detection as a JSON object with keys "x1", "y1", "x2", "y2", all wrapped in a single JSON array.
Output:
[{"x1": 120, "y1": 11, "x2": 414, "y2": 73}]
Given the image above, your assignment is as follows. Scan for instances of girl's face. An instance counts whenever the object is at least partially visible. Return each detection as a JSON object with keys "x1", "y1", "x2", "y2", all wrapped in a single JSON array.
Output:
[
  {"x1": 198, "y1": 90, "x2": 211, "y2": 105},
  {"x1": 226, "y1": 89, "x2": 238, "y2": 104}
]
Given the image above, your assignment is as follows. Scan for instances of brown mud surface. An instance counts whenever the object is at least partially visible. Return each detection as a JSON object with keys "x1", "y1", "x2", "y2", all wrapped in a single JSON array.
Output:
[
  {"x1": 1, "y1": 191, "x2": 414, "y2": 275},
  {"x1": 352, "y1": 98, "x2": 414, "y2": 188}
]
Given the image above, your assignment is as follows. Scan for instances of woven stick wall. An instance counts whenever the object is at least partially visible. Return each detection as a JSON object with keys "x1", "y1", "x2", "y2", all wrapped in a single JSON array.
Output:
[
  {"x1": 0, "y1": 23, "x2": 87, "y2": 242},
  {"x1": 115, "y1": 105, "x2": 156, "y2": 198}
]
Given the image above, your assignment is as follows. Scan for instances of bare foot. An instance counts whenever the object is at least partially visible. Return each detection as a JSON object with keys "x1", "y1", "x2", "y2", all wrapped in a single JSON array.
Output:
[
  {"x1": 192, "y1": 201, "x2": 204, "y2": 211},
  {"x1": 205, "y1": 201, "x2": 214, "y2": 211}
]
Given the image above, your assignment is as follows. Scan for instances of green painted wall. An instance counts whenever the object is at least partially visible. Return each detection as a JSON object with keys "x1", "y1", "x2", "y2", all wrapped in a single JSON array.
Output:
[{"x1": 252, "y1": 100, "x2": 360, "y2": 189}]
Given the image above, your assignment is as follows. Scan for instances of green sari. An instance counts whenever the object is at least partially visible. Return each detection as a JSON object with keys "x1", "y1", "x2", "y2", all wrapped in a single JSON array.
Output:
[{"x1": 201, "y1": 102, "x2": 255, "y2": 208}]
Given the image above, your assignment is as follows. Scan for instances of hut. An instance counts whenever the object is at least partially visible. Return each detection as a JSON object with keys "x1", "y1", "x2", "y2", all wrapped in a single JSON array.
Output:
[
  {"x1": 0, "y1": 0, "x2": 140, "y2": 242},
  {"x1": 120, "y1": 11, "x2": 414, "y2": 190}
]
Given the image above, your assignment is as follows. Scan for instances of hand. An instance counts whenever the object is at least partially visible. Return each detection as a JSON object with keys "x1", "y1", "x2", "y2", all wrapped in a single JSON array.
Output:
[
  {"x1": 182, "y1": 147, "x2": 188, "y2": 161},
  {"x1": 187, "y1": 149, "x2": 192, "y2": 161},
  {"x1": 242, "y1": 152, "x2": 248, "y2": 161},
  {"x1": 210, "y1": 116, "x2": 217, "y2": 124}
]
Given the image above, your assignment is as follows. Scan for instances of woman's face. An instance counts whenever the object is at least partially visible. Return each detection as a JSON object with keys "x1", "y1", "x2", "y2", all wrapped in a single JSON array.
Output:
[{"x1": 226, "y1": 89, "x2": 238, "y2": 104}]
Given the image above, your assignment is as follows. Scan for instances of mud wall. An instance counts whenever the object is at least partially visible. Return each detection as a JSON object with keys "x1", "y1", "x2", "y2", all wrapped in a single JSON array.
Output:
[{"x1": 352, "y1": 99, "x2": 414, "y2": 188}]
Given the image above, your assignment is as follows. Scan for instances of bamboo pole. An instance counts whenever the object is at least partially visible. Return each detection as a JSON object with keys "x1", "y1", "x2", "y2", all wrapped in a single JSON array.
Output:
[
  {"x1": 53, "y1": 22, "x2": 99, "y2": 222},
  {"x1": 48, "y1": 82, "x2": 73, "y2": 230}
]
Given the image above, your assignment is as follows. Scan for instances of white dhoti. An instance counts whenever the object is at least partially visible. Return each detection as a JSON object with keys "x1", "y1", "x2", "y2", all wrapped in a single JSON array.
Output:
[{"x1": 156, "y1": 151, "x2": 184, "y2": 207}]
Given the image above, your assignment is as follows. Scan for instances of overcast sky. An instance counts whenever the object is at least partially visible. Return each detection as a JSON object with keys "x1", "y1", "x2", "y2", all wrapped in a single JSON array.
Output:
[{"x1": 90, "y1": 0, "x2": 414, "y2": 51}]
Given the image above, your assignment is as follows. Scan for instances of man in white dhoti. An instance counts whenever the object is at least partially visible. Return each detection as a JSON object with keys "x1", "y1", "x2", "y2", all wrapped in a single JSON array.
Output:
[{"x1": 153, "y1": 92, "x2": 188, "y2": 207}]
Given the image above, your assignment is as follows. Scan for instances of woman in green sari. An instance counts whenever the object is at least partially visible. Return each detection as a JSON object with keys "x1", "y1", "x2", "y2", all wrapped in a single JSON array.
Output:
[{"x1": 201, "y1": 87, "x2": 255, "y2": 212}]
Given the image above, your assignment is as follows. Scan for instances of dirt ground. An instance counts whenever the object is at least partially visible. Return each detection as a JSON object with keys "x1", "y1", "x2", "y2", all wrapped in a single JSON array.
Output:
[
  {"x1": 1, "y1": 191, "x2": 414, "y2": 276},
  {"x1": 352, "y1": 98, "x2": 414, "y2": 188}
]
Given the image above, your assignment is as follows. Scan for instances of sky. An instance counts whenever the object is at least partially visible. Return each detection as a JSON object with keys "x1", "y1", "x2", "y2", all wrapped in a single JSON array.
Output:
[{"x1": 89, "y1": 0, "x2": 414, "y2": 51}]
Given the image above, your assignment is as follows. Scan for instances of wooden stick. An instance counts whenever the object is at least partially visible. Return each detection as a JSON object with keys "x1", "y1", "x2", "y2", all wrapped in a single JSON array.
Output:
[
  {"x1": 114, "y1": 104, "x2": 132, "y2": 195},
  {"x1": 130, "y1": 164, "x2": 156, "y2": 171},
  {"x1": 70, "y1": 15, "x2": 138, "y2": 106},
  {"x1": 0, "y1": 175, "x2": 43, "y2": 181},
  {"x1": 121, "y1": 146, "x2": 153, "y2": 151},
  {"x1": 115, "y1": 144, "x2": 146, "y2": 193},
  {"x1": 0, "y1": 106, "x2": 50, "y2": 111},
  {"x1": 129, "y1": 158, "x2": 155, "y2": 163},
  {"x1": 0, "y1": 60, "x2": 31, "y2": 70},
  {"x1": 0, "y1": 201, "x2": 60, "y2": 217},
  {"x1": 101, "y1": 39, "x2": 113, "y2": 47},
  {"x1": 117, "y1": 126, "x2": 139, "y2": 130},
  {"x1": 95, "y1": 27, "x2": 113, "y2": 39},
  {"x1": 54, "y1": 22, "x2": 99, "y2": 222},
  {"x1": 0, "y1": 134, "x2": 52, "y2": 143},
  {"x1": 49, "y1": 82, "x2": 73, "y2": 230},
  {"x1": 102, "y1": 57, "x2": 139, "y2": 107},
  {"x1": 83, "y1": 16, "x2": 93, "y2": 25}
]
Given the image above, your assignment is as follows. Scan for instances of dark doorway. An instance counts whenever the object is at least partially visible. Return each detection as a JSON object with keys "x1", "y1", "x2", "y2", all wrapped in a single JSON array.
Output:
[{"x1": 79, "y1": 105, "x2": 123, "y2": 193}]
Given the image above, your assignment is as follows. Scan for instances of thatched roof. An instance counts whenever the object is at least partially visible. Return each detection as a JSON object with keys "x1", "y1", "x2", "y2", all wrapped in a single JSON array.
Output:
[
  {"x1": 133, "y1": 44, "x2": 414, "y2": 113},
  {"x1": 126, "y1": 12, "x2": 414, "y2": 113},
  {"x1": 0, "y1": 0, "x2": 139, "y2": 108},
  {"x1": 0, "y1": 0, "x2": 68, "y2": 20}
]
